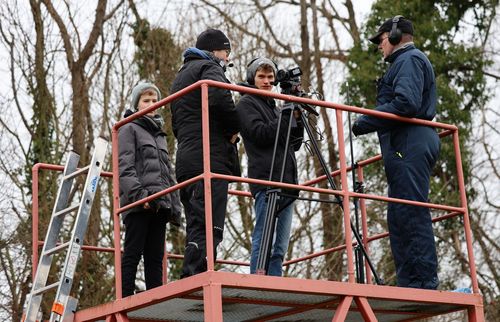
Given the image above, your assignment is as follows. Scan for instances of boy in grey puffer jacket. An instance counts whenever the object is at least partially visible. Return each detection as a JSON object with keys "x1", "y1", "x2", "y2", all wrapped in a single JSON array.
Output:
[{"x1": 119, "y1": 82, "x2": 181, "y2": 297}]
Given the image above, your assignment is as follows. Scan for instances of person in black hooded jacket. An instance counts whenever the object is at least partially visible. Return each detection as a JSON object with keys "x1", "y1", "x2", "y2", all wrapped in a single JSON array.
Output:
[
  {"x1": 119, "y1": 82, "x2": 181, "y2": 297},
  {"x1": 170, "y1": 29, "x2": 240, "y2": 278},
  {"x1": 236, "y1": 58, "x2": 304, "y2": 276}
]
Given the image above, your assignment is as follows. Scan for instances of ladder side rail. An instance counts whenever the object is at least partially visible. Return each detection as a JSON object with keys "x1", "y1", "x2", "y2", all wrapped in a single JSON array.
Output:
[
  {"x1": 24, "y1": 152, "x2": 80, "y2": 322},
  {"x1": 49, "y1": 138, "x2": 108, "y2": 322}
]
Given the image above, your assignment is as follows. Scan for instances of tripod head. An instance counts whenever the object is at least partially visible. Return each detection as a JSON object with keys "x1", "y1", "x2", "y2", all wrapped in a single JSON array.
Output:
[{"x1": 276, "y1": 66, "x2": 319, "y2": 116}]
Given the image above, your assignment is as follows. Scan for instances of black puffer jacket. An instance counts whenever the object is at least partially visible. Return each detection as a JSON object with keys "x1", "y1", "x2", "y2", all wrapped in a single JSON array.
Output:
[
  {"x1": 170, "y1": 48, "x2": 240, "y2": 181},
  {"x1": 236, "y1": 89, "x2": 304, "y2": 197},
  {"x1": 118, "y1": 110, "x2": 181, "y2": 225}
]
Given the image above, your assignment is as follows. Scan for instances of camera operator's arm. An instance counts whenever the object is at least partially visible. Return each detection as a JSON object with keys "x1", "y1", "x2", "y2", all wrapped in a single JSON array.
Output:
[{"x1": 236, "y1": 96, "x2": 282, "y2": 147}]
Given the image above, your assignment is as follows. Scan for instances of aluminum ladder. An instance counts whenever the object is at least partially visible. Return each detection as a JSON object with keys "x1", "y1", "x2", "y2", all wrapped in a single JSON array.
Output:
[{"x1": 23, "y1": 137, "x2": 108, "y2": 322}]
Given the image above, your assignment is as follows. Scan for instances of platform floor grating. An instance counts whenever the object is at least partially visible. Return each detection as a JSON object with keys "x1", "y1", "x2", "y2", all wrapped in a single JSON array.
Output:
[
  {"x1": 76, "y1": 271, "x2": 481, "y2": 322},
  {"x1": 124, "y1": 288, "x2": 466, "y2": 321}
]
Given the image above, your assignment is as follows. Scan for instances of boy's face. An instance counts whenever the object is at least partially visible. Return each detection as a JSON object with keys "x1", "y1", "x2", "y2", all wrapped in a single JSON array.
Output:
[
  {"x1": 254, "y1": 69, "x2": 275, "y2": 91},
  {"x1": 137, "y1": 90, "x2": 158, "y2": 116}
]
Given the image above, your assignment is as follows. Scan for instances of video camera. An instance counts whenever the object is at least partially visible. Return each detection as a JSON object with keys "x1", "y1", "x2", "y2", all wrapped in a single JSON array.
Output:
[{"x1": 275, "y1": 66, "x2": 318, "y2": 116}]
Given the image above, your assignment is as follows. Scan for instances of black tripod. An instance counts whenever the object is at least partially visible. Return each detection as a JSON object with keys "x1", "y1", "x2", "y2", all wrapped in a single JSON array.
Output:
[{"x1": 255, "y1": 100, "x2": 383, "y2": 285}]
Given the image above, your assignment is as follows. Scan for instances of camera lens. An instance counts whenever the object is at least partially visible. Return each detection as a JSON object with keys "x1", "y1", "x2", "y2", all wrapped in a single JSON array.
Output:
[{"x1": 276, "y1": 69, "x2": 288, "y2": 82}]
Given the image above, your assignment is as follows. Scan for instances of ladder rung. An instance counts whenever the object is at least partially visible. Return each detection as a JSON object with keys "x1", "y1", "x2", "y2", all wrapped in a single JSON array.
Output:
[
  {"x1": 32, "y1": 281, "x2": 60, "y2": 296},
  {"x1": 63, "y1": 165, "x2": 90, "y2": 181},
  {"x1": 43, "y1": 241, "x2": 70, "y2": 257},
  {"x1": 53, "y1": 204, "x2": 79, "y2": 218}
]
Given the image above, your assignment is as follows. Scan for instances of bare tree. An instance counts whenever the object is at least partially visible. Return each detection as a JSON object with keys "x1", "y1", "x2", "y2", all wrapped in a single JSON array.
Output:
[{"x1": 0, "y1": 0, "x2": 130, "y2": 318}]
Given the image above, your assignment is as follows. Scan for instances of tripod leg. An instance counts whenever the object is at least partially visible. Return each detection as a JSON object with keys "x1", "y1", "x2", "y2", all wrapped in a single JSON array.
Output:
[
  {"x1": 355, "y1": 246, "x2": 364, "y2": 283},
  {"x1": 353, "y1": 194, "x2": 365, "y2": 284},
  {"x1": 255, "y1": 190, "x2": 280, "y2": 275},
  {"x1": 255, "y1": 104, "x2": 295, "y2": 275},
  {"x1": 299, "y1": 109, "x2": 383, "y2": 285}
]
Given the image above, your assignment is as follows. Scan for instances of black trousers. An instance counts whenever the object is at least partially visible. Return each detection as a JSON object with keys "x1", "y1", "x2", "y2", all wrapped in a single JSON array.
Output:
[
  {"x1": 121, "y1": 211, "x2": 167, "y2": 297},
  {"x1": 180, "y1": 179, "x2": 228, "y2": 278}
]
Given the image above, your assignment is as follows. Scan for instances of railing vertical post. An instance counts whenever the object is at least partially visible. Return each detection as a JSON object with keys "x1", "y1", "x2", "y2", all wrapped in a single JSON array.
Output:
[
  {"x1": 453, "y1": 130, "x2": 479, "y2": 293},
  {"x1": 357, "y1": 166, "x2": 372, "y2": 284},
  {"x1": 32, "y1": 165, "x2": 40, "y2": 279},
  {"x1": 112, "y1": 128, "x2": 123, "y2": 299},
  {"x1": 201, "y1": 83, "x2": 215, "y2": 271},
  {"x1": 335, "y1": 109, "x2": 355, "y2": 283},
  {"x1": 163, "y1": 246, "x2": 168, "y2": 284}
]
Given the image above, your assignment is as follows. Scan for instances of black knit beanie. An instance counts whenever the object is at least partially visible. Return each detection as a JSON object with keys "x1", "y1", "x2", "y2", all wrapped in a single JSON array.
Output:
[{"x1": 195, "y1": 29, "x2": 231, "y2": 52}]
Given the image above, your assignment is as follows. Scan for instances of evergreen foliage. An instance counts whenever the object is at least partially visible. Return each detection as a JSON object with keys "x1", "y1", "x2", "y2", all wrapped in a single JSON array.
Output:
[{"x1": 344, "y1": 0, "x2": 497, "y2": 294}]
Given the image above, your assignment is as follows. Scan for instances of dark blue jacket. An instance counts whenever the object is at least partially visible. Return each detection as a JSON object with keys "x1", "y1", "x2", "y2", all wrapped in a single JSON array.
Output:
[
  {"x1": 353, "y1": 44, "x2": 437, "y2": 159},
  {"x1": 354, "y1": 44, "x2": 436, "y2": 133}
]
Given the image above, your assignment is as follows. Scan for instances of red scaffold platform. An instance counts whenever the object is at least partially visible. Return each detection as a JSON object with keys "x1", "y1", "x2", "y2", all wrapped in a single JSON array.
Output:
[
  {"x1": 31, "y1": 80, "x2": 485, "y2": 321},
  {"x1": 72, "y1": 271, "x2": 483, "y2": 321}
]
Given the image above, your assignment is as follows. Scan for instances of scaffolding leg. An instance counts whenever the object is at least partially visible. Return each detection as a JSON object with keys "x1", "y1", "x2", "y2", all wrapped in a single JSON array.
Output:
[
  {"x1": 114, "y1": 312, "x2": 129, "y2": 322},
  {"x1": 355, "y1": 297, "x2": 377, "y2": 322},
  {"x1": 203, "y1": 283, "x2": 223, "y2": 321},
  {"x1": 332, "y1": 296, "x2": 353, "y2": 322},
  {"x1": 467, "y1": 304, "x2": 485, "y2": 322}
]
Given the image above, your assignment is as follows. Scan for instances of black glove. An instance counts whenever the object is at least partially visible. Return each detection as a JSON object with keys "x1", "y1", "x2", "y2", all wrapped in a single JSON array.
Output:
[
  {"x1": 148, "y1": 198, "x2": 160, "y2": 212},
  {"x1": 351, "y1": 121, "x2": 363, "y2": 137}
]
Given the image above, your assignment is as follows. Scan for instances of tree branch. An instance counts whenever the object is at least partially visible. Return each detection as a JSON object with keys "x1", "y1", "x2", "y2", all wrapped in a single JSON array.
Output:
[{"x1": 41, "y1": 0, "x2": 75, "y2": 69}]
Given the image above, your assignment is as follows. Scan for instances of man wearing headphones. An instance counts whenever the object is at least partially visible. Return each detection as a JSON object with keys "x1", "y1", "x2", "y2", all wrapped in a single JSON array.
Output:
[
  {"x1": 236, "y1": 58, "x2": 303, "y2": 276},
  {"x1": 352, "y1": 17, "x2": 440, "y2": 289}
]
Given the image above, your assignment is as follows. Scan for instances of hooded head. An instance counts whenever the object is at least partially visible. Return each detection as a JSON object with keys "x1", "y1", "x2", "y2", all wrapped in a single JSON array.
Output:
[
  {"x1": 195, "y1": 28, "x2": 231, "y2": 52},
  {"x1": 369, "y1": 16, "x2": 414, "y2": 45},
  {"x1": 246, "y1": 57, "x2": 277, "y2": 85},
  {"x1": 130, "y1": 82, "x2": 161, "y2": 111}
]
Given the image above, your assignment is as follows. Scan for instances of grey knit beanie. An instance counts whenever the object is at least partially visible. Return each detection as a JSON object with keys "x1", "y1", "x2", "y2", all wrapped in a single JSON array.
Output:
[
  {"x1": 131, "y1": 82, "x2": 162, "y2": 110},
  {"x1": 246, "y1": 57, "x2": 277, "y2": 85}
]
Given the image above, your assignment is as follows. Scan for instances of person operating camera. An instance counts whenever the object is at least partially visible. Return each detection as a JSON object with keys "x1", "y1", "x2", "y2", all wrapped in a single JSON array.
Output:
[{"x1": 236, "y1": 58, "x2": 304, "y2": 276}]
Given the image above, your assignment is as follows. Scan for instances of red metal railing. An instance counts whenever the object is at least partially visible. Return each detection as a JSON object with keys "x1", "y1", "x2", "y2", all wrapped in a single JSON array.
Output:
[{"x1": 32, "y1": 79, "x2": 479, "y2": 301}]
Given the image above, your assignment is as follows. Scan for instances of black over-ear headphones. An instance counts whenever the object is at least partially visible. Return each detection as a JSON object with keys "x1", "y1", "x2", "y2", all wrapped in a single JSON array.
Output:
[
  {"x1": 246, "y1": 57, "x2": 278, "y2": 85},
  {"x1": 388, "y1": 15, "x2": 404, "y2": 45},
  {"x1": 246, "y1": 58, "x2": 259, "y2": 84}
]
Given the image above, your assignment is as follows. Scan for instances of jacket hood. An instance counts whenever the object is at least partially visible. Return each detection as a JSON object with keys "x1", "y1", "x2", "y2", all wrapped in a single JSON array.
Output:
[
  {"x1": 183, "y1": 47, "x2": 213, "y2": 60},
  {"x1": 183, "y1": 47, "x2": 227, "y2": 71},
  {"x1": 124, "y1": 108, "x2": 135, "y2": 118},
  {"x1": 123, "y1": 109, "x2": 164, "y2": 134}
]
